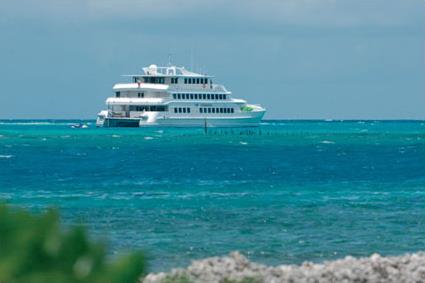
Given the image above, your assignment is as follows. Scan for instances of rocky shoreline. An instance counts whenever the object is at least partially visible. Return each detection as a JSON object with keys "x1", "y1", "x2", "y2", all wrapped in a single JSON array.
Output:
[{"x1": 143, "y1": 251, "x2": 425, "y2": 283}]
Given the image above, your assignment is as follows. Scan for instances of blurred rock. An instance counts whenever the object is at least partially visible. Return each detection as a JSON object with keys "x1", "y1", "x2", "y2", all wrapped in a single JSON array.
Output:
[{"x1": 142, "y1": 251, "x2": 425, "y2": 283}]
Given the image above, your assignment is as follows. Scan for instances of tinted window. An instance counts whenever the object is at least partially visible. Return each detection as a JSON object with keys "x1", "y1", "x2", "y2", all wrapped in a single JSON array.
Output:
[
  {"x1": 190, "y1": 94, "x2": 194, "y2": 99},
  {"x1": 116, "y1": 92, "x2": 120, "y2": 97}
]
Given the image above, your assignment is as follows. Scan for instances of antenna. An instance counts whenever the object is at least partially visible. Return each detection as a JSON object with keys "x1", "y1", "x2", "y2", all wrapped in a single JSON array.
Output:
[
  {"x1": 168, "y1": 53, "x2": 173, "y2": 66},
  {"x1": 190, "y1": 49, "x2": 194, "y2": 71}
]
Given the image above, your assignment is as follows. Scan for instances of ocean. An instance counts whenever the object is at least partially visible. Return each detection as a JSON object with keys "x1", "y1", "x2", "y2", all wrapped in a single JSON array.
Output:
[{"x1": 0, "y1": 120, "x2": 424, "y2": 271}]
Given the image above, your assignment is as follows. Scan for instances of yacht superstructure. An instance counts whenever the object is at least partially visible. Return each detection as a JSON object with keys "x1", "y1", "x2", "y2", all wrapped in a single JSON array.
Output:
[{"x1": 96, "y1": 64, "x2": 265, "y2": 127}]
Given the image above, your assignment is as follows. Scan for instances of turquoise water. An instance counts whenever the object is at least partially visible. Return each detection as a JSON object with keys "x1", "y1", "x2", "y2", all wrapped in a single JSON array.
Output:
[{"x1": 0, "y1": 120, "x2": 424, "y2": 271}]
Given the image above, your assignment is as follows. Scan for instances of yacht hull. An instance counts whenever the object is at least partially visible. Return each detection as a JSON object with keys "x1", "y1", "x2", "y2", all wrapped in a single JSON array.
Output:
[{"x1": 97, "y1": 112, "x2": 265, "y2": 128}]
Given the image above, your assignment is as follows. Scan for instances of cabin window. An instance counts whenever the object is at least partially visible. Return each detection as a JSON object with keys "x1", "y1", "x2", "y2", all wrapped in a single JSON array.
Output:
[
  {"x1": 184, "y1": 78, "x2": 187, "y2": 84},
  {"x1": 177, "y1": 94, "x2": 181, "y2": 99},
  {"x1": 200, "y1": 108, "x2": 203, "y2": 113},
  {"x1": 195, "y1": 78, "x2": 199, "y2": 84},
  {"x1": 174, "y1": 108, "x2": 177, "y2": 113},
  {"x1": 173, "y1": 94, "x2": 176, "y2": 99},
  {"x1": 183, "y1": 108, "x2": 186, "y2": 113},
  {"x1": 129, "y1": 105, "x2": 167, "y2": 112},
  {"x1": 194, "y1": 94, "x2": 198, "y2": 99},
  {"x1": 187, "y1": 108, "x2": 191, "y2": 113},
  {"x1": 207, "y1": 94, "x2": 210, "y2": 99},
  {"x1": 138, "y1": 92, "x2": 144, "y2": 98},
  {"x1": 231, "y1": 108, "x2": 234, "y2": 113},
  {"x1": 115, "y1": 91, "x2": 120, "y2": 97},
  {"x1": 190, "y1": 94, "x2": 194, "y2": 99}
]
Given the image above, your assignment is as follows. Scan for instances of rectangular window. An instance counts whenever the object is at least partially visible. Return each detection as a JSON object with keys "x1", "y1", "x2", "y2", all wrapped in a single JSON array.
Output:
[
  {"x1": 187, "y1": 108, "x2": 191, "y2": 113},
  {"x1": 211, "y1": 108, "x2": 215, "y2": 113},
  {"x1": 196, "y1": 78, "x2": 199, "y2": 84},
  {"x1": 207, "y1": 108, "x2": 211, "y2": 113},
  {"x1": 200, "y1": 108, "x2": 203, "y2": 113},
  {"x1": 231, "y1": 108, "x2": 234, "y2": 113},
  {"x1": 194, "y1": 94, "x2": 198, "y2": 99},
  {"x1": 207, "y1": 94, "x2": 210, "y2": 99},
  {"x1": 173, "y1": 94, "x2": 176, "y2": 99},
  {"x1": 174, "y1": 108, "x2": 177, "y2": 113},
  {"x1": 178, "y1": 108, "x2": 181, "y2": 113},
  {"x1": 183, "y1": 108, "x2": 186, "y2": 113},
  {"x1": 184, "y1": 78, "x2": 187, "y2": 84},
  {"x1": 220, "y1": 108, "x2": 223, "y2": 113},
  {"x1": 177, "y1": 94, "x2": 181, "y2": 99},
  {"x1": 116, "y1": 91, "x2": 120, "y2": 97},
  {"x1": 190, "y1": 94, "x2": 194, "y2": 99}
]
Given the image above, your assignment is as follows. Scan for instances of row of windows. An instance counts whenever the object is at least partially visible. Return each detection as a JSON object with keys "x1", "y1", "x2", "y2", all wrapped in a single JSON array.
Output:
[
  {"x1": 184, "y1": 78, "x2": 209, "y2": 85},
  {"x1": 174, "y1": 107, "x2": 191, "y2": 113},
  {"x1": 132, "y1": 76, "x2": 210, "y2": 85},
  {"x1": 172, "y1": 93, "x2": 226, "y2": 100},
  {"x1": 200, "y1": 107, "x2": 234, "y2": 114},
  {"x1": 116, "y1": 92, "x2": 145, "y2": 98},
  {"x1": 129, "y1": 105, "x2": 168, "y2": 112},
  {"x1": 172, "y1": 107, "x2": 234, "y2": 114},
  {"x1": 143, "y1": 77, "x2": 165, "y2": 84}
]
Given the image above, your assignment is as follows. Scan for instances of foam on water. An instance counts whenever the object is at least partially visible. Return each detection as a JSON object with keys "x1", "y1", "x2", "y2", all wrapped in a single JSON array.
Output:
[{"x1": 0, "y1": 154, "x2": 13, "y2": 159}]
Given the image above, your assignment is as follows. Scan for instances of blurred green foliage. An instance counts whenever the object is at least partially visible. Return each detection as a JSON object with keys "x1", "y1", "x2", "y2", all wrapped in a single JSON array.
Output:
[{"x1": 0, "y1": 205, "x2": 145, "y2": 283}]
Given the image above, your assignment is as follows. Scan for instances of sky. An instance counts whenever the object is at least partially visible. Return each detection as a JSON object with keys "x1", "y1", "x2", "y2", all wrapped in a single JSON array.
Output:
[{"x1": 0, "y1": 0, "x2": 424, "y2": 119}]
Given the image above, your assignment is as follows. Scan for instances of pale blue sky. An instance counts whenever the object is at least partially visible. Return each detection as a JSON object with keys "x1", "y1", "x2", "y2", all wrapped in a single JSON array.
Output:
[{"x1": 0, "y1": 0, "x2": 423, "y2": 119}]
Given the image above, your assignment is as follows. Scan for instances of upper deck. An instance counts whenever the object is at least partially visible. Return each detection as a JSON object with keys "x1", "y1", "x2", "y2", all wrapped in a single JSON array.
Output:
[{"x1": 116, "y1": 64, "x2": 229, "y2": 94}]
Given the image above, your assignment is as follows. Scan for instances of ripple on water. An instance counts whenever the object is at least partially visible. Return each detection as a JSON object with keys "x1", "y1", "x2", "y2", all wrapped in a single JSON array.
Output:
[{"x1": 0, "y1": 154, "x2": 13, "y2": 159}]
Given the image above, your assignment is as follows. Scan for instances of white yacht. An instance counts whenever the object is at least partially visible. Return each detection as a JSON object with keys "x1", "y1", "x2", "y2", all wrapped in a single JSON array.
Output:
[{"x1": 96, "y1": 64, "x2": 266, "y2": 127}]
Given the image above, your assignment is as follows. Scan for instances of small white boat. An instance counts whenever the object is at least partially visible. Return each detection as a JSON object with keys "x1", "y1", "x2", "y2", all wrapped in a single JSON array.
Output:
[{"x1": 71, "y1": 123, "x2": 89, "y2": 129}]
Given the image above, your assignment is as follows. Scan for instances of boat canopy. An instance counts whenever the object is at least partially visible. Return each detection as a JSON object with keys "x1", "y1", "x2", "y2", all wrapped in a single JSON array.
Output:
[
  {"x1": 106, "y1": 98, "x2": 165, "y2": 105},
  {"x1": 113, "y1": 83, "x2": 169, "y2": 91}
]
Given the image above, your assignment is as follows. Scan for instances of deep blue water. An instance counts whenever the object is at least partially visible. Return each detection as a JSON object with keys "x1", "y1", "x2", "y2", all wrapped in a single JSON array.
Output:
[{"x1": 0, "y1": 120, "x2": 424, "y2": 271}]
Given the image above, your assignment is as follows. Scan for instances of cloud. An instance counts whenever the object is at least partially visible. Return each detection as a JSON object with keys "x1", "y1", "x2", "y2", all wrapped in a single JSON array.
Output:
[{"x1": 3, "y1": 0, "x2": 423, "y2": 31}]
